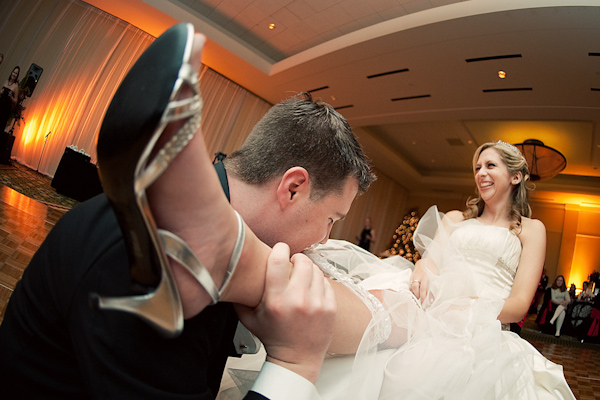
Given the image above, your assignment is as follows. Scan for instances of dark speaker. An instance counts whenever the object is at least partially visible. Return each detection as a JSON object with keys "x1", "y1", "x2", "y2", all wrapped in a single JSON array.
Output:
[
  {"x1": 21, "y1": 63, "x2": 43, "y2": 97},
  {"x1": 0, "y1": 131, "x2": 15, "y2": 164}
]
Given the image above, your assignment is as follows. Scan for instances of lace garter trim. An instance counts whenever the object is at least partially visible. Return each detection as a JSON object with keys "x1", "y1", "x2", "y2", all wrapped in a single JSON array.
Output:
[{"x1": 304, "y1": 248, "x2": 392, "y2": 345}]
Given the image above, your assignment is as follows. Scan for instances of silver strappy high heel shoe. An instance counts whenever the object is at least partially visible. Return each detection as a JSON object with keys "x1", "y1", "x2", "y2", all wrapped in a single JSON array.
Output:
[{"x1": 92, "y1": 23, "x2": 244, "y2": 337}]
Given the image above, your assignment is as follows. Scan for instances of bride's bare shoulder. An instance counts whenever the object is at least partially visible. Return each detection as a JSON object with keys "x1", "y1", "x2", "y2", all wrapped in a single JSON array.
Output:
[
  {"x1": 444, "y1": 210, "x2": 465, "y2": 224},
  {"x1": 519, "y1": 216, "x2": 546, "y2": 239}
]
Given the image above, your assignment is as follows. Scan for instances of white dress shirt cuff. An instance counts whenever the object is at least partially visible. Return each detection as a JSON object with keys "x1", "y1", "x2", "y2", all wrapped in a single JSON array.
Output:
[{"x1": 250, "y1": 361, "x2": 320, "y2": 399}]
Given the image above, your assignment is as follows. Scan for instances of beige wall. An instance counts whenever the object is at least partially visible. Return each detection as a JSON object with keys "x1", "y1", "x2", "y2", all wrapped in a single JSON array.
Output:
[
  {"x1": 330, "y1": 167, "x2": 409, "y2": 255},
  {"x1": 330, "y1": 169, "x2": 472, "y2": 256},
  {"x1": 530, "y1": 202, "x2": 565, "y2": 284}
]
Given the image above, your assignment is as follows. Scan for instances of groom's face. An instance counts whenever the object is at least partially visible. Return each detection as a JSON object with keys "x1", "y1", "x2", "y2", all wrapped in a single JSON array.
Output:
[{"x1": 275, "y1": 177, "x2": 358, "y2": 254}]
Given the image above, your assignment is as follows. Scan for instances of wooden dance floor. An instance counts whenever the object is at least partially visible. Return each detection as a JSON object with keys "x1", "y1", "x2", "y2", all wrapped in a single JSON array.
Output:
[{"x1": 0, "y1": 183, "x2": 598, "y2": 399}]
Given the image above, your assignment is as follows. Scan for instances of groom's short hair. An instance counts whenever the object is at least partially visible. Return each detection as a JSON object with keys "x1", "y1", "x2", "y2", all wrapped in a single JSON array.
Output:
[{"x1": 224, "y1": 93, "x2": 376, "y2": 199}]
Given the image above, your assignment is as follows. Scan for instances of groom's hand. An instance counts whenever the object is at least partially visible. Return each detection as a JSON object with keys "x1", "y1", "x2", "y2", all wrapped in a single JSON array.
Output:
[{"x1": 235, "y1": 243, "x2": 336, "y2": 384}]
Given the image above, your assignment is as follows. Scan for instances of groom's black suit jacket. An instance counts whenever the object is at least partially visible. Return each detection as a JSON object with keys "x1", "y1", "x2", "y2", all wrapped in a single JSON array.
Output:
[{"x1": 0, "y1": 191, "x2": 267, "y2": 399}]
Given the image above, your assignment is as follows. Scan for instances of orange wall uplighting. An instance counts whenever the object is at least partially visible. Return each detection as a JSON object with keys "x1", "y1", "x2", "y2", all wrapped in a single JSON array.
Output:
[
  {"x1": 20, "y1": 100, "x2": 66, "y2": 148},
  {"x1": 16, "y1": 89, "x2": 86, "y2": 164},
  {"x1": 531, "y1": 201, "x2": 600, "y2": 289},
  {"x1": 20, "y1": 115, "x2": 38, "y2": 147},
  {"x1": 568, "y1": 234, "x2": 600, "y2": 289}
]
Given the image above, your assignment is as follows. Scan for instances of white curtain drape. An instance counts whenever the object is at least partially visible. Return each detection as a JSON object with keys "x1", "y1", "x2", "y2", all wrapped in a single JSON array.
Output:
[
  {"x1": 199, "y1": 67, "x2": 271, "y2": 157},
  {"x1": 0, "y1": 0, "x2": 411, "y2": 250},
  {"x1": 0, "y1": 0, "x2": 270, "y2": 176}
]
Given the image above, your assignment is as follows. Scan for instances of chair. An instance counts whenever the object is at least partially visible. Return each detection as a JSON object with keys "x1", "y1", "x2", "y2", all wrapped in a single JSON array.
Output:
[
  {"x1": 535, "y1": 288, "x2": 555, "y2": 334},
  {"x1": 581, "y1": 296, "x2": 600, "y2": 343}
]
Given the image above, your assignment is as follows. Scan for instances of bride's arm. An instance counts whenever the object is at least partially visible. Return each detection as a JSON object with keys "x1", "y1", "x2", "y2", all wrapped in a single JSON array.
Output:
[
  {"x1": 324, "y1": 208, "x2": 464, "y2": 354},
  {"x1": 497, "y1": 218, "x2": 546, "y2": 324},
  {"x1": 410, "y1": 210, "x2": 462, "y2": 303}
]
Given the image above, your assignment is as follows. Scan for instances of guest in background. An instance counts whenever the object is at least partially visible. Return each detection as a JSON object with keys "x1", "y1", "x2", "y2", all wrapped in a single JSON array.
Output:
[
  {"x1": 357, "y1": 217, "x2": 376, "y2": 252},
  {"x1": 569, "y1": 283, "x2": 577, "y2": 301},
  {"x1": 0, "y1": 65, "x2": 19, "y2": 133},
  {"x1": 549, "y1": 275, "x2": 571, "y2": 337},
  {"x1": 578, "y1": 281, "x2": 595, "y2": 302},
  {"x1": 530, "y1": 268, "x2": 549, "y2": 314}
]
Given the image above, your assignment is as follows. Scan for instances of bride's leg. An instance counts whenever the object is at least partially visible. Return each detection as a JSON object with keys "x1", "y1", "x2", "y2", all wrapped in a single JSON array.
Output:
[
  {"x1": 326, "y1": 282, "x2": 377, "y2": 353},
  {"x1": 143, "y1": 33, "x2": 271, "y2": 319},
  {"x1": 327, "y1": 285, "x2": 420, "y2": 354}
]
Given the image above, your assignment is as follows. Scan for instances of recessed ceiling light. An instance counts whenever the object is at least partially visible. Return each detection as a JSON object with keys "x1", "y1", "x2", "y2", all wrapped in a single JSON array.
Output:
[
  {"x1": 498, "y1": 70, "x2": 506, "y2": 79},
  {"x1": 268, "y1": 23, "x2": 276, "y2": 30}
]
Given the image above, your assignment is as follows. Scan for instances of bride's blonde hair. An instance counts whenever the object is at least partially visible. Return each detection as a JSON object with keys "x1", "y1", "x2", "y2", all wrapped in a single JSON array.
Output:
[{"x1": 463, "y1": 141, "x2": 533, "y2": 232}]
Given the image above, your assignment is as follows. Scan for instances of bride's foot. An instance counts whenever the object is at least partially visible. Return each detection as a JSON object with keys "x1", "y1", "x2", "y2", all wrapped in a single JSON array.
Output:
[{"x1": 94, "y1": 23, "x2": 269, "y2": 336}]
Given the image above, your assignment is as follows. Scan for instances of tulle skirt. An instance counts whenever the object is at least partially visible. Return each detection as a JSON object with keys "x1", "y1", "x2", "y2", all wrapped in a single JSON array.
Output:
[{"x1": 310, "y1": 207, "x2": 575, "y2": 399}]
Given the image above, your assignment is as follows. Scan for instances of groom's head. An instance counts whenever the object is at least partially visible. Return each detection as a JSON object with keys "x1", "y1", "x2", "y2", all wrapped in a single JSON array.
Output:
[{"x1": 225, "y1": 93, "x2": 375, "y2": 253}]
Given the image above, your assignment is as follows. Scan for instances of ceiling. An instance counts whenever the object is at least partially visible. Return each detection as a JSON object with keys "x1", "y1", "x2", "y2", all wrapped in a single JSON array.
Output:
[{"x1": 122, "y1": 0, "x2": 600, "y2": 204}]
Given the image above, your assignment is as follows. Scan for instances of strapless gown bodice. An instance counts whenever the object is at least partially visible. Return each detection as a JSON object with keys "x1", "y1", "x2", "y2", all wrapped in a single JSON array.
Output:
[{"x1": 449, "y1": 219, "x2": 521, "y2": 300}]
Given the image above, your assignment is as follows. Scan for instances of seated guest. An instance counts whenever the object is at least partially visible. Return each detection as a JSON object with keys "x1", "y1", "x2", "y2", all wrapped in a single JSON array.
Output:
[
  {"x1": 578, "y1": 281, "x2": 595, "y2": 302},
  {"x1": 529, "y1": 268, "x2": 549, "y2": 314},
  {"x1": 549, "y1": 275, "x2": 571, "y2": 337},
  {"x1": 582, "y1": 295, "x2": 600, "y2": 343},
  {"x1": 568, "y1": 283, "x2": 577, "y2": 301},
  {"x1": 536, "y1": 287, "x2": 553, "y2": 330}
]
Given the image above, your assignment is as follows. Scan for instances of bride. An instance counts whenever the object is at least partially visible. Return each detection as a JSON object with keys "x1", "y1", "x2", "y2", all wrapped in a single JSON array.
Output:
[
  {"x1": 221, "y1": 140, "x2": 575, "y2": 399},
  {"x1": 309, "y1": 140, "x2": 575, "y2": 399}
]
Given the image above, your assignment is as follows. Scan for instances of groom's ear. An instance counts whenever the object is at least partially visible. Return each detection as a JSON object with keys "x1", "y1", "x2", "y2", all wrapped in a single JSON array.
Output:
[{"x1": 276, "y1": 167, "x2": 310, "y2": 209}]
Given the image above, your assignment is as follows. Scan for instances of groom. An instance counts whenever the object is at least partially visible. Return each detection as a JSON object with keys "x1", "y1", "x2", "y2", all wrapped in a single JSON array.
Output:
[
  {"x1": 214, "y1": 92, "x2": 375, "y2": 398},
  {"x1": 219, "y1": 93, "x2": 375, "y2": 398},
  {"x1": 0, "y1": 93, "x2": 375, "y2": 399}
]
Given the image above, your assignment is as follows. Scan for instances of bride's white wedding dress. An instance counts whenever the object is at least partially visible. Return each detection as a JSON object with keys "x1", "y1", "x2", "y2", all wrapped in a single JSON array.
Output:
[
  {"x1": 311, "y1": 206, "x2": 575, "y2": 399},
  {"x1": 218, "y1": 206, "x2": 575, "y2": 399}
]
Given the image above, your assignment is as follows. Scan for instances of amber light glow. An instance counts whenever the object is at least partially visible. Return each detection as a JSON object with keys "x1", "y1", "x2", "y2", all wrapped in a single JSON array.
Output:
[
  {"x1": 20, "y1": 99, "x2": 66, "y2": 149},
  {"x1": 567, "y1": 233, "x2": 600, "y2": 290},
  {"x1": 1, "y1": 183, "x2": 35, "y2": 210},
  {"x1": 20, "y1": 115, "x2": 38, "y2": 147},
  {"x1": 13, "y1": 80, "x2": 106, "y2": 174}
]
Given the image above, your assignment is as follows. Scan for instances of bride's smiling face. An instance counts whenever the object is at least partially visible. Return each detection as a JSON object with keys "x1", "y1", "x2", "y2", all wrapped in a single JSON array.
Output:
[{"x1": 474, "y1": 148, "x2": 516, "y2": 203}]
